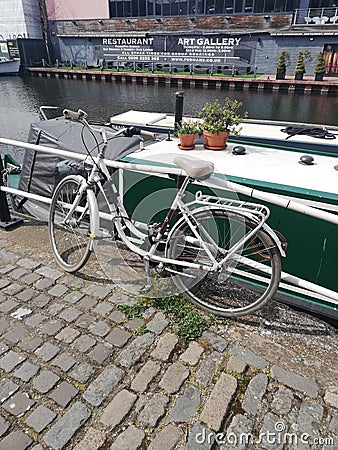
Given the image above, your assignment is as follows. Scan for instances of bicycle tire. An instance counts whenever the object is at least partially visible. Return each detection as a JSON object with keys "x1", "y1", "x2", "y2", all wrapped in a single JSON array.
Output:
[
  {"x1": 48, "y1": 175, "x2": 92, "y2": 272},
  {"x1": 167, "y1": 208, "x2": 281, "y2": 317}
]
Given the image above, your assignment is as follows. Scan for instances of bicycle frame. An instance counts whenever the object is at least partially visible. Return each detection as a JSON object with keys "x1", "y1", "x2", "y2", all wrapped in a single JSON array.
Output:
[{"x1": 85, "y1": 159, "x2": 279, "y2": 275}]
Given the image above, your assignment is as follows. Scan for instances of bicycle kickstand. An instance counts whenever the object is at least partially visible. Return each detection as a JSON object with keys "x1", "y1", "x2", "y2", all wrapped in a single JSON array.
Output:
[{"x1": 140, "y1": 255, "x2": 153, "y2": 295}]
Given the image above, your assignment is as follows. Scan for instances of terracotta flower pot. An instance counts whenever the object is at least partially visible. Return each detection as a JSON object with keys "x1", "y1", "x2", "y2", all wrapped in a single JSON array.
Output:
[
  {"x1": 178, "y1": 133, "x2": 196, "y2": 150},
  {"x1": 203, "y1": 130, "x2": 230, "y2": 150}
]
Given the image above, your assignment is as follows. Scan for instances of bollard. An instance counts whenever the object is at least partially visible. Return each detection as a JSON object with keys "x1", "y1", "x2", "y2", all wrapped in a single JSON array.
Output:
[
  {"x1": 174, "y1": 91, "x2": 185, "y2": 130},
  {"x1": 0, "y1": 156, "x2": 23, "y2": 230}
]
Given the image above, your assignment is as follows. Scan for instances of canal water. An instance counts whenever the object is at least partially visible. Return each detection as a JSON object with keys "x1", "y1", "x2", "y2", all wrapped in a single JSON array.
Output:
[{"x1": 1, "y1": 74, "x2": 337, "y2": 160}]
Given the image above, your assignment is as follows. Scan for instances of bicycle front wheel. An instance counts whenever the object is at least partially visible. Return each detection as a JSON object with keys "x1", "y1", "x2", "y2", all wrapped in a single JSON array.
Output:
[
  {"x1": 49, "y1": 175, "x2": 92, "y2": 272},
  {"x1": 167, "y1": 208, "x2": 281, "y2": 317}
]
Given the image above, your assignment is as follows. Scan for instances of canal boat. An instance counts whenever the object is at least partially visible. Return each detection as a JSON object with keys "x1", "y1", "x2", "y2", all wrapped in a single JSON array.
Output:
[
  {"x1": 0, "y1": 57, "x2": 20, "y2": 75},
  {"x1": 1, "y1": 111, "x2": 337, "y2": 320}
]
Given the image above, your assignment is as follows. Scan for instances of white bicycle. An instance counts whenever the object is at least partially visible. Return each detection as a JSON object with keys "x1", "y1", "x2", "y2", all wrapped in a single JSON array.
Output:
[{"x1": 48, "y1": 109, "x2": 286, "y2": 317}]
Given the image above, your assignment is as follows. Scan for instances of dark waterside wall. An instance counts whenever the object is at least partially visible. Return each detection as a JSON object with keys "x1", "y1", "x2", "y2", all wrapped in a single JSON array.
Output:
[{"x1": 27, "y1": 67, "x2": 338, "y2": 95}]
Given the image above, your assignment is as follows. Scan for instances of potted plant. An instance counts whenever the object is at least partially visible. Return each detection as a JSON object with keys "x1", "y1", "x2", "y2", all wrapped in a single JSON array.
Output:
[
  {"x1": 198, "y1": 98, "x2": 247, "y2": 150},
  {"x1": 294, "y1": 50, "x2": 311, "y2": 80},
  {"x1": 276, "y1": 50, "x2": 290, "y2": 80},
  {"x1": 314, "y1": 51, "x2": 326, "y2": 81},
  {"x1": 175, "y1": 119, "x2": 202, "y2": 150}
]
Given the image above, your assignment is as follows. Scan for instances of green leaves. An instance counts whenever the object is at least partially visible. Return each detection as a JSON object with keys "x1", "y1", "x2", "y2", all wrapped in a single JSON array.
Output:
[{"x1": 198, "y1": 98, "x2": 247, "y2": 135}]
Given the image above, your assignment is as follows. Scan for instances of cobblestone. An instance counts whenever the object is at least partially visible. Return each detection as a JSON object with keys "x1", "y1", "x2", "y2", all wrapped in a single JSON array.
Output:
[
  {"x1": 25, "y1": 405, "x2": 56, "y2": 433},
  {"x1": 2, "y1": 390, "x2": 35, "y2": 416},
  {"x1": 72, "y1": 334, "x2": 96, "y2": 352},
  {"x1": 35, "y1": 342, "x2": 60, "y2": 361},
  {"x1": 16, "y1": 288, "x2": 36, "y2": 302},
  {"x1": 116, "y1": 332, "x2": 155, "y2": 367},
  {"x1": 43, "y1": 401, "x2": 91, "y2": 449},
  {"x1": 180, "y1": 341, "x2": 204, "y2": 366},
  {"x1": 74, "y1": 427, "x2": 106, "y2": 450},
  {"x1": 138, "y1": 393, "x2": 169, "y2": 426},
  {"x1": 271, "y1": 365, "x2": 319, "y2": 398},
  {"x1": 0, "y1": 299, "x2": 19, "y2": 313},
  {"x1": 51, "y1": 353, "x2": 76, "y2": 371},
  {"x1": 0, "y1": 430, "x2": 32, "y2": 449},
  {"x1": 185, "y1": 423, "x2": 214, "y2": 449},
  {"x1": 55, "y1": 325, "x2": 80, "y2": 343},
  {"x1": 230, "y1": 344, "x2": 269, "y2": 369},
  {"x1": 148, "y1": 423, "x2": 183, "y2": 450},
  {"x1": 151, "y1": 331, "x2": 178, "y2": 361},
  {"x1": 83, "y1": 365, "x2": 124, "y2": 406},
  {"x1": 88, "y1": 342, "x2": 113, "y2": 363},
  {"x1": 2, "y1": 324, "x2": 28, "y2": 343},
  {"x1": 49, "y1": 381, "x2": 79, "y2": 407},
  {"x1": 170, "y1": 385, "x2": 201, "y2": 422},
  {"x1": 59, "y1": 306, "x2": 82, "y2": 322},
  {"x1": 131, "y1": 360, "x2": 161, "y2": 393},
  {"x1": 200, "y1": 373, "x2": 237, "y2": 430},
  {"x1": 0, "y1": 226, "x2": 337, "y2": 449},
  {"x1": 226, "y1": 355, "x2": 247, "y2": 374},
  {"x1": 88, "y1": 320, "x2": 111, "y2": 336},
  {"x1": 146, "y1": 311, "x2": 169, "y2": 334},
  {"x1": 297, "y1": 400, "x2": 324, "y2": 437},
  {"x1": 242, "y1": 373, "x2": 268, "y2": 416},
  {"x1": 195, "y1": 351, "x2": 223, "y2": 386},
  {"x1": 202, "y1": 330, "x2": 228, "y2": 352},
  {"x1": 110, "y1": 424, "x2": 145, "y2": 450},
  {"x1": 105, "y1": 327, "x2": 131, "y2": 347},
  {"x1": 69, "y1": 362, "x2": 95, "y2": 383},
  {"x1": 270, "y1": 386, "x2": 294, "y2": 415},
  {"x1": 13, "y1": 361, "x2": 39, "y2": 382},
  {"x1": 324, "y1": 391, "x2": 338, "y2": 408},
  {"x1": 0, "y1": 350, "x2": 26, "y2": 372},
  {"x1": 0, "y1": 378, "x2": 18, "y2": 403},
  {"x1": 32, "y1": 370, "x2": 60, "y2": 394},
  {"x1": 159, "y1": 362, "x2": 189, "y2": 394},
  {"x1": 39, "y1": 319, "x2": 63, "y2": 336},
  {"x1": 100, "y1": 389, "x2": 137, "y2": 429},
  {"x1": 0, "y1": 415, "x2": 10, "y2": 437}
]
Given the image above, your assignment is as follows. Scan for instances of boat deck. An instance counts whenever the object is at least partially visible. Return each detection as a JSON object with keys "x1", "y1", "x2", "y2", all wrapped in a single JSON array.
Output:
[{"x1": 110, "y1": 110, "x2": 338, "y2": 155}]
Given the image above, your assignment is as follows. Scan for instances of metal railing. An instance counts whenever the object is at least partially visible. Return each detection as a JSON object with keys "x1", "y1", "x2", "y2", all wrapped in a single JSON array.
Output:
[{"x1": 293, "y1": 7, "x2": 338, "y2": 26}]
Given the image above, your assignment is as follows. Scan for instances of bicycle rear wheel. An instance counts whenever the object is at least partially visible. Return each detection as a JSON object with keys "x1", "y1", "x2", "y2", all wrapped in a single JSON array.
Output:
[
  {"x1": 167, "y1": 208, "x2": 281, "y2": 317},
  {"x1": 49, "y1": 175, "x2": 92, "y2": 272}
]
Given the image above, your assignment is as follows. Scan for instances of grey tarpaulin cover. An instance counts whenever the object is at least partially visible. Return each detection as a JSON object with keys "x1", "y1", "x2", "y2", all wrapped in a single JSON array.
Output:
[{"x1": 14, "y1": 116, "x2": 145, "y2": 220}]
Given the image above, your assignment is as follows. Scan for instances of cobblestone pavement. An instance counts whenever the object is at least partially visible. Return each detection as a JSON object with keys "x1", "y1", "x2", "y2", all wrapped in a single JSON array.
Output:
[{"x1": 0, "y1": 219, "x2": 337, "y2": 449}]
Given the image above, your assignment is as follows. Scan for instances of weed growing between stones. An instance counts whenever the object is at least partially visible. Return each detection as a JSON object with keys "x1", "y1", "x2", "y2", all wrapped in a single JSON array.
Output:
[{"x1": 117, "y1": 294, "x2": 230, "y2": 341}]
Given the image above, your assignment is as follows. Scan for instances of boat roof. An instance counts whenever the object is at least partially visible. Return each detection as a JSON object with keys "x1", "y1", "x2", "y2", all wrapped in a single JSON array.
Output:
[{"x1": 125, "y1": 136, "x2": 338, "y2": 201}]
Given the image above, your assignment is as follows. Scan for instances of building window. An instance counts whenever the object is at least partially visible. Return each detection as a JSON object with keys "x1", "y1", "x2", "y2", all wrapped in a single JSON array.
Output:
[{"x1": 108, "y1": 0, "x2": 298, "y2": 18}]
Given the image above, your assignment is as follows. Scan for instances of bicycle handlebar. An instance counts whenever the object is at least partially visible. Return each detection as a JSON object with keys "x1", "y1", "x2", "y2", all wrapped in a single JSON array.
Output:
[
  {"x1": 63, "y1": 108, "x2": 156, "y2": 139},
  {"x1": 63, "y1": 109, "x2": 88, "y2": 121}
]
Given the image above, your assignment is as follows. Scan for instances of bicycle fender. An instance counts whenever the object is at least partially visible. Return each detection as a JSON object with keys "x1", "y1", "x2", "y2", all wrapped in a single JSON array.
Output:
[{"x1": 262, "y1": 223, "x2": 287, "y2": 257}]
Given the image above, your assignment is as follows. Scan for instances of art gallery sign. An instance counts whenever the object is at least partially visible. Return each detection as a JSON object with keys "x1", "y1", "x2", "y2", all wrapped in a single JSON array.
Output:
[{"x1": 95, "y1": 34, "x2": 253, "y2": 65}]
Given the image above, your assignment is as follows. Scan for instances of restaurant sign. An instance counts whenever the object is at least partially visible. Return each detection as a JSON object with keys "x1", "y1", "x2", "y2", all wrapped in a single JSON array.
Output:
[{"x1": 95, "y1": 34, "x2": 252, "y2": 65}]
